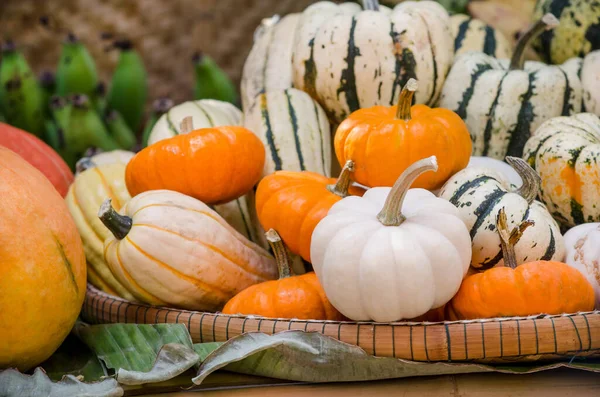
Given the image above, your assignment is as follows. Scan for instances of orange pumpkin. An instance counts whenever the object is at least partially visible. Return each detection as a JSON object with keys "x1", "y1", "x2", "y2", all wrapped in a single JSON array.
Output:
[
  {"x1": 0, "y1": 147, "x2": 86, "y2": 371},
  {"x1": 0, "y1": 122, "x2": 73, "y2": 196},
  {"x1": 448, "y1": 208, "x2": 595, "y2": 320},
  {"x1": 255, "y1": 160, "x2": 364, "y2": 263},
  {"x1": 334, "y1": 78, "x2": 472, "y2": 190},
  {"x1": 222, "y1": 229, "x2": 345, "y2": 320},
  {"x1": 125, "y1": 116, "x2": 265, "y2": 205}
]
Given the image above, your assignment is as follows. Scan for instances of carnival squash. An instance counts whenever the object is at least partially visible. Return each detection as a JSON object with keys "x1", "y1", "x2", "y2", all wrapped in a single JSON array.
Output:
[
  {"x1": 79, "y1": 148, "x2": 135, "y2": 167},
  {"x1": 0, "y1": 122, "x2": 73, "y2": 197},
  {"x1": 466, "y1": 156, "x2": 522, "y2": 188},
  {"x1": 523, "y1": 113, "x2": 600, "y2": 226},
  {"x1": 439, "y1": 156, "x2": 565, "y2": 270},
  {"x1": 311, "y1": 156, "x2": 471, "y2": 321},
  {"x1": 222, "y1": 229, "x2": 345, "y2": 320},
  {"x1": 447, "y1": 208, "x2": 595, "y2": 319},
  {"x1": 450, "y1": 14, "x2": 512, "y2": 58},
  {"x1": 66, "y1": 158, "x2": 135, "y2": 300},
  {"x1": 564, "y1": 223, "x2": 600, "y2": 308},
  {"x1": 334, "y1": 79, "x2": 471, "y2": 190},
  {"x1": 439, "y1": 13, "x2": 583, "y2": 159},
  {"x1": 126, "y1": 118, "x2": 265, "y2": 205},
  {"x1": 582, "y1": 50, "x2": 600, "y2": 115},
  {"x1": 256, "y1": 160, "x2": 364, "y2": 263},
  {"x1": 292, "y1": 0, "x2": 453, "y2": 123},
  {"x1": 0, "y1": 147, "x2": 86, "y2": 371},
  {"x1": 99, "y1": 190, "x2": 277, "y2": 311}
]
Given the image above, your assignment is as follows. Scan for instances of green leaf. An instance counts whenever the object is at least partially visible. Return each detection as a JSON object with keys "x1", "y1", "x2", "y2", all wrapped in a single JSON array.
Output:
[
  {"x1": 39, "y1": 334, "x2": 107, "y2": 382},
  {"x1": 194, "y1": 342, "x2": 224, "y2": 362},
  {"x1": 0, "y1": 367, "x2": 122, "y2": 397}
]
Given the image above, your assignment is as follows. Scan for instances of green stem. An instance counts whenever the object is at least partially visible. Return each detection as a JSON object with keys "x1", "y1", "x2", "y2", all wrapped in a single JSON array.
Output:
[
  {"x1": 509, "y1": 13, "x2": 559, "y2": 70},
  {"x1": 98, "y1": 199, "x2": 132, "y2": 240},
  {"x1": 496, "y1": 207, "x2": 535, "y2": 269},
  {"x1": 395, "y1": 79, "x2": 418, "y2": 121},
  {"x1": 376, "y1": 156, "x2": 438, "y2": 226},
  {"x1": 505, "y1": 156, "x2": 541, "y2": 204},
  {"x1": 326, "y1": 160, "x2": 355, "y2": 198},
  {"x1": 363, "y1": 0, "x2": 379, "y2": 11},
  {"x1": 265, "y1": 229, "x2": 292, "y2": 279}
]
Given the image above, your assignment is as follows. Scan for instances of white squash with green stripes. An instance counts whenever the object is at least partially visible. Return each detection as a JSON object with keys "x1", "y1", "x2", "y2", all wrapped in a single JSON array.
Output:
[
  {"x1": 439, "y1": 14, "x2": 583, "y2": 160},
  {"x1": 450, "y1": 14, "x2": 512, "y2": 59},
  {"x1": 243, "y1": 88, "x2": 332, "y2": 177},
  {"x1": 240, "y1": 13, "x2": 300, "y2": 111},
  {"x1": 147, "y1": 99, "x2": 242, "y2": 146},
  {"x1": 439, "y1": 157, "x2": 565, "y2": 270},
  {"x1": 582, "y1": 50, "x2": 600, "y2": 116},
  {"x1": 292, "y1": 0, "x2": 453, "y2": 124},
  {"x1": 523, "y1": 113, "x2": 600, "y2": 227}
]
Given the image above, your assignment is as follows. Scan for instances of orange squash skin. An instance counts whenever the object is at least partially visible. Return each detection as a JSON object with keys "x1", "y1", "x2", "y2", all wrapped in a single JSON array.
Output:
[
  {"x1": 125, "y1": 126, "x2": 265, "y2": 205},
  {"x1": 448, "y1": 261, "x2": 595, "y2": 320},
  {"x1": 222, "y1": 272, "x2": 346, "y2": 320},
  {"x1": 255, "y1": 171, "x2": 364, "y2": 263},
  {"x1": 0, "y1": 147, "x2": 86, "y2": 371},
  {"x1": 334, "y1": 104, "x2": 472, "y2": 189}
]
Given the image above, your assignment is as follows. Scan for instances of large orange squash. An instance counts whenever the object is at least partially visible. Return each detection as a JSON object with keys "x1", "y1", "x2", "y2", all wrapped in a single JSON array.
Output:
[
  {"x1": 334, "y1": 79, "x2": 471, "y2": 190},
  {"x1": 0, "y1": 147, "x2": 86, "y2": 371},
  {"x1": 255, "y1": 160, "x2": 364, "y2": 263},
  {"x1": 0, "y1": 122, "x2": 73, "y2": 196},
  {"x1": 125, "y1": 117, "x2": 265, "y2": 205},
  {"x1": 447, "y1": 208, "x2": 595, "y2": 320},
  {"x1": 222, "y1": 229, "x2": 345, "y2": 320}
]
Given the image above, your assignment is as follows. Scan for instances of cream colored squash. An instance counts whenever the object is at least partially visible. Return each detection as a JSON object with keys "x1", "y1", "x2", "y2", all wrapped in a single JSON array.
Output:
[
  {"x1": 99, "y1": 190, "x2": 277, "y2": 311},
  {"x1": 564, "y1": 223, "x2": 600, "y2": 309},
  {"x1": 310, "y1": 156, "x2": 471, "y2": 321},
  {"x1": 582, "y1": 50, "x2": 600, "y2": 116}
]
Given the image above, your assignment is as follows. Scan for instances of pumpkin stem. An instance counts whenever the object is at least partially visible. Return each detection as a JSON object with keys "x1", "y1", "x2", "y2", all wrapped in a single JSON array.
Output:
[
  {"x1": 326, "y1": 160, "x2": 355, "y2": 198},
  {"x1": 180, "y1": 116, "x2": 194, "y2": 134},
  {"x1": 496, "y1": 207, "x2": 535, "y2": 269},
  {"x1": 505, "y1": 156, "x2": 541, "y2": 204},
  {"x1": 363, "y1": 0, "x2": 380, "y2": 11},
  {"x1": 376, "y1": 156, "x2": 438, "y2": 226},
  {"x1": 395, "y1": 78, "x2": 418, "y2": 121},
  {"x1": 75, "y1": 157, "x2": 96, "y2": 174},
  {"x1": 265, "y1": 229, "x2": 293, "y2": 279},
  {"x1": 98, "y1": 199, "x2": 132, "y2": 240},
  {"x1": 509, "y1": 13, "x2": 559, "y2": 70}
]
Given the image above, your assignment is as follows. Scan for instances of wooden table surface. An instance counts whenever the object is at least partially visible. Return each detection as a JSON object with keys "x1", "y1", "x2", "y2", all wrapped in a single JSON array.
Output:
[{"x1": 138, "y1": 368, "x2": 600, "y2": 396}]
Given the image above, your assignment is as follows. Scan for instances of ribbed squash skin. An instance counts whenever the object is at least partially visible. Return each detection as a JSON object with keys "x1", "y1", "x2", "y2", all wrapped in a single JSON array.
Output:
[{"x1": 0, "y1": 147, "x2": 86, "y2": 371}]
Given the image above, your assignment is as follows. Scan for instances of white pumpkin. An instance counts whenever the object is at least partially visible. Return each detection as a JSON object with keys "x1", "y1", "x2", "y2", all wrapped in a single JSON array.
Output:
[
  {"x1": 240, "y1": 14, "x2": 300, "y2": 111},
  {"x1": 439, "y1": 157, "x2": 565, "y2": 270},
  {"x1": 147, "y1": 99, "x2": 242, "y2": 146},
  {"x1": 311, "y1": 156, "x2": 471, "y2": 322},
  {"x1": 467, "y1": 156, "x2": 522, "y2": 188},
  {"x1": 243, "y1": 88, "x2": 332, "y2": 177},
  {"x1": 564, "y1": 223, "x2": 600, "y2": 308},
  {"x1": 75, "y1": 149, "x2": 134, "y2": 173},
  {"x1": 99, "y1": 190, "x2": 277, "y2": 311},
  {"x1": 450, "y1": 14, "x2": 512, "y2": 59},
  {"x1": 292, "y1": 0, "x2": 453, "y2": 123},
  {"x1": 582, "y1": 50, "x2": 600, "y2": 116}
]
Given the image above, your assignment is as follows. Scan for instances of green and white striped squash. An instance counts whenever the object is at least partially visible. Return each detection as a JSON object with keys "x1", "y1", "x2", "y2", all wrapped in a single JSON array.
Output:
[
  {"x1": 439, "y1": 157, "x2": 565, "y2": 270},
  {"x1": 523, "y1": 113, "x2": 600, "y2": 227},
  {"x1": 439, "y1": 14, "x2": 583, "y2": 160},
  {"x1": 531, "y1": 0, "x2": 600, "y2": 65},
  {"x1": 243, "y1": 88, "x2": 332, "y2": 177},
  {"x1": 582, "y1": 50, "x2": 600, "y2": 115},
  {"x1": 292, "y1": 0, "x2": 453, "y2": 124},
  {"x1": 147, "y1": 99, "x2": 242, "y2": 146},
  {"x1": 240, "y1": 14, "x2": 300, "y2": 111},
  {"x1": 450, "y1": 14, "x2": 512, "y2": 59}
]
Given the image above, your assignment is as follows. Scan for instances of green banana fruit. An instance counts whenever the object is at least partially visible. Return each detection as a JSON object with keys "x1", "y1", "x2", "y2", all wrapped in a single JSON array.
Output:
[
  {"x1": 141, "y1": 97, "x2": 173, "y2": 147},
  {"x1": 192, "y1": 52, "x2": 237, "y2": 104},
  {"x1": 39, "y1": 70, "x2": 55, "y2": 116},
  {"x1": 94, "y1": 81, "x2": 107, "y2": 115},
  {"x1": 50, "y1": 95, "x2": 72, "y2": 131},
  {"x1": 0, "y1": 41, "x2": 46, "y2": 136},
  {"x1": 43, "y1": 118, "x2": 64, "y2": 151},
  {"x1": 55, "y1": 33, "x2": 99, "y2": 100},
  {"x1": 105, "y1": 109, "x2": 136, "y2": 150},
  {"x1": 106, "y1": 39, "x2": 148, "y2": 132}
]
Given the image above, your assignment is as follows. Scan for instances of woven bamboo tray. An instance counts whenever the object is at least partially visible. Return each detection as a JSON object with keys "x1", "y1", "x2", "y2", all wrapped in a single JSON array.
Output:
[{"x1": 82, "y1": 284, "x2": 600, "y2": 364}]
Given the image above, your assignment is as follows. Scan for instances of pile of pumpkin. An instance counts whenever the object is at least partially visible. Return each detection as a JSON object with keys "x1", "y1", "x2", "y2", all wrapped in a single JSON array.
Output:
[{"x1": 2, "y1": 0, "x2": 600, "y2": 371}]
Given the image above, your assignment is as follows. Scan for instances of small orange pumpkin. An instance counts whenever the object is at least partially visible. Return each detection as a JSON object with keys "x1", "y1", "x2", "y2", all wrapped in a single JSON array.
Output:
[
  {"x1": 222, "y1": 229, "x2": 345, "y2": 320},
  {"x1": 334, "y1": 78, "x2": 472, "y2": 190},
  {"x1": 447, "y1": 208, "x2": 595, "y2": 320},
  {"x1": 255, "y1": 160, "x2": 364, "y2": 263},
  {"x1": 125, "y1": 117, "x2": 265, "y2": 205}
]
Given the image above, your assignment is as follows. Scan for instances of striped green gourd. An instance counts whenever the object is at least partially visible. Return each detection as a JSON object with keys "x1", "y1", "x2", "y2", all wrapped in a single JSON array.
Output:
[
  {"x1": 450, "y1": 14, "x2": 512, "y2": 59},
  {"x1": 292, "y1": 0, "x2": 453, "y2": 124},
  {"x1": 531, "y1": 0, "x2": 600, "y2": 65},
  {"x1": 523, "y1": 112, "x2": 600, "y2": 227},
  {"x1": 243, "y1": 88, "x2": 332, "y2": 178},
  {"x1": 439, "y1": 13, "x2": 583, "y2": 160},
  {"x1": 439, "y1": 156, "x2": 565, "y2": 271}
]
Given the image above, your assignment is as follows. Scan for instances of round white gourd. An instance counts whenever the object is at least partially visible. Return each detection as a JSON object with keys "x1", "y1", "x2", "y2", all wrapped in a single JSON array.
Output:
[{"x1": 564, "y1": 223, "x2": 600, "y2": 309}]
